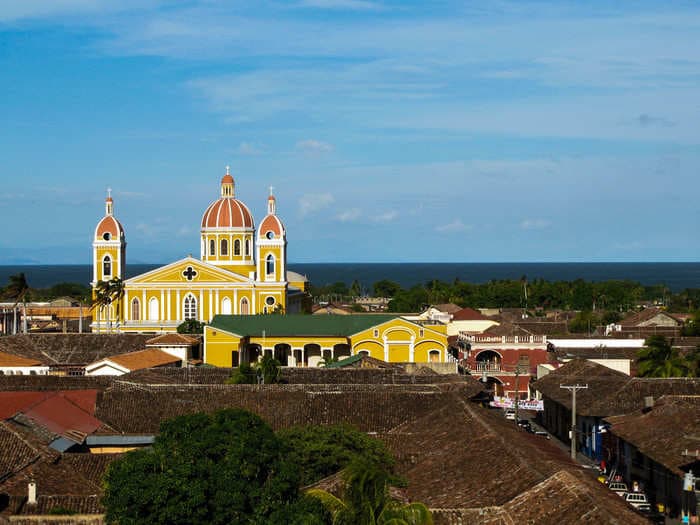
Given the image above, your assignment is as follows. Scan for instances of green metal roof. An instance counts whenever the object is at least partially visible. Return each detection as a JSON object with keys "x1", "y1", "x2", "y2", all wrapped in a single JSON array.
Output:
[
  {"x1": 208, "y1": 314, "x2": 400, "y2": 337},
  {"x1": 324, "y1": 354, "x2": 364, "y2": 368}
]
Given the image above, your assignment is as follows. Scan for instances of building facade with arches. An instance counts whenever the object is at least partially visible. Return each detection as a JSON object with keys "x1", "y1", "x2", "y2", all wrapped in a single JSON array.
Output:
[
  {"x1": 203, "y1": 315, "x2": 448, "y2": 367},
  {"x1": 91, "y1": 169, "x2": 308, "y2": 333}
]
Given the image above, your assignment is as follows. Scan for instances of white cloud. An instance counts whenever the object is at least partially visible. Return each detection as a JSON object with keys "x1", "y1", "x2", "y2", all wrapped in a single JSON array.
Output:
[
  {"x1": 299, "y1": 192, "x2": 335, "y2": 216},
  {"x1": 373, "y1": 210, "x2": 398, "y2": 222},
  {"x1": 520, "y1": 218, "x2": 550, "y2": 230},
  {"x1": 336, "y1": 208, "x2": 362, "y2": 222},
  {"x1": 296, "y1": 139, "x2": 334, "y2": 154},
  {"x1": 435, "y1": 219, "x2": 471, "y2": 233}
]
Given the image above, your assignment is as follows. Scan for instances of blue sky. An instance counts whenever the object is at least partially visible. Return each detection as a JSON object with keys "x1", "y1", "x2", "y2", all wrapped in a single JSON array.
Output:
[{"x1": 1, "y1": 0, "x2": 699, "y2": 264}]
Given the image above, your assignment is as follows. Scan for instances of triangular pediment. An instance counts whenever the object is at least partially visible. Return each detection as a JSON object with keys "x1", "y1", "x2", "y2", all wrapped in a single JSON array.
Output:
[{"x1": 125, "y1": 257, "x2": 252, "y2": 285}]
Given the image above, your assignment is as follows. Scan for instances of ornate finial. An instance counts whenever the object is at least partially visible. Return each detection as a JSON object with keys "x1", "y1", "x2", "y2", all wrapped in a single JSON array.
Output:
[
  {"x1": 269, "y1": 185, "x2": 274, "y2": 196},
  {"x1": 107, "y1": 187, "x2": 112, "y2": 199},
  {"x1": 226, "y1": 165, "x2": 230, "y2": 175}
]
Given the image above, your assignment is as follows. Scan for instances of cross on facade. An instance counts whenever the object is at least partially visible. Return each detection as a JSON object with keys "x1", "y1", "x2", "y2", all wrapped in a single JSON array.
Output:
[
  {"x1": 269, "y1": 185, "x2": 274, "y2": 196},
  {"x1": 107, "y1": 187, "x2": 112, "y2": 198},
  {"x1": 182, "y1": 266, "x2": 198, "y2": 281}
]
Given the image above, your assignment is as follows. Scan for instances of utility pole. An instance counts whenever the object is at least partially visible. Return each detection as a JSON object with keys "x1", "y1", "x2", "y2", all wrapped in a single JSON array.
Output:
[
  {"x1": 560, "y1": 384, "x2": 588, "y2": 461},
  {"x1": 514, "y1": 365, "x2": 521, "y2": 425}
]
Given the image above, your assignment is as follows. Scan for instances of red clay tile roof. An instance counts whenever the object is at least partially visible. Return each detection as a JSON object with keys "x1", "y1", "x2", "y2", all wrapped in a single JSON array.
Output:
[
  {"x1": 145, "y1": 333, "x2": 200, "y2": 346},
  {"x1": 451, "y1": 307, "x2": 491, "y2": 321},
  {"x1": 605, "y1": 395, "x2": 700, "y2": 475},
  {"x1": 0, "y1": 351, "x2": 43, "y2": 367},
  {"x1": 23, "y1": 390, "x2": 101, "y2": 437},
  {"x1": 432, "y1": 303, "x2": 462, "y2": 314},
  {"x1": 106, "y1": 348, "x2": 181, "y2": 371},
  {"x1": 534, "y1": 359, "x2": 700, "y2": 417},
  {"x1": 620, "y1": 307, "x2": 681, "y2": 327}
]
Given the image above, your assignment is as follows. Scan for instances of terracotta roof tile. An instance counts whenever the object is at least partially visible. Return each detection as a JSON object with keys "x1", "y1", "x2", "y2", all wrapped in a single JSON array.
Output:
[
  {"x1": 145, "y1": 333, "x2": 199, "y2": 346},
  {"x1": 105, "y1": 348, "x2": 181, "y2": 371},
  {"x1": 451, "y1": 307, "x2": 491, "y2": 321},
  {"x1": 0, "y1": 351, "x2": 43, "y2": 367}
]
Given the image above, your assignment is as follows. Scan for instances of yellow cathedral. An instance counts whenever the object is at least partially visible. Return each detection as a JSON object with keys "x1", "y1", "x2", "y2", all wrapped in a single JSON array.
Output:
[{"x1": 91, "y1": 168, "x2": 308, "y2": 333}]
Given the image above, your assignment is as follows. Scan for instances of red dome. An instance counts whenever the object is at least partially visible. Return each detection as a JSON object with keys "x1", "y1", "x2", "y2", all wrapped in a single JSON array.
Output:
[
  {"x1": 95, "y1": 215, "x2": 124, "y2": 241},
  {"x1": 221, "y1": 174, "x2": 234, "y2": 185},
  {"x1": 259, "y1": 214, "x2": 284, "y2": 238},
  {"x1": 201, "y1": 198, "x2": 254, "y2": 229}
]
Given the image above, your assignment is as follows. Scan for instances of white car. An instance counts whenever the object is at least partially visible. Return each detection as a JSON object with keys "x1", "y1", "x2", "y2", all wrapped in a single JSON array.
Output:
[
  {"x1": 504, "y1": 409, "x2": 516, "y2": 420},
  {"x1": 624, "y1": 491, "x2": 650, "y2": 511},
  {"x1": 608, "y1": 482, "x2": 628, "y2": 496}
]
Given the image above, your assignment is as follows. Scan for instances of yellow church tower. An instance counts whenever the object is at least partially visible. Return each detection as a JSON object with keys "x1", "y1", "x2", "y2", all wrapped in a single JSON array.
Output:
[
  {"x1": 256, "y1": 189, "x2": 287, "y2": 300},
  {"x1": 91, "y1": 189, "x2": 126, "y2": 330},
  {"x1": 200, "y1": 166, "x2": 256, "y2": 276}
]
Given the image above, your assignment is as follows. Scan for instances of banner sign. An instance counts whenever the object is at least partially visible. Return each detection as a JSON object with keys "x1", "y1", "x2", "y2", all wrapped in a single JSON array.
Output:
[{"x1": 490, "y1": 396, "x2": 544, "y2": 411}]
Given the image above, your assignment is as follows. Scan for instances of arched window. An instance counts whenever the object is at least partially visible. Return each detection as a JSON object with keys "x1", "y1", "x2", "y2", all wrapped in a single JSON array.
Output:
[
  {"x1": 209, "y1": 239, "x2": 216, "y2": 256},
  {"x1": 221, "y1": 297, "x2": 232, "y2": 315},
  {"x1": 240, "y1": 297, "x2": 249, "y2": 315},
  {"x1": 131, "y1": 298, "x2": 140, "y2": 321},
  {"x1": 221, "y1": 239, "x2": 228, "y2": 256},
  {"x1": 266, "y1": 254, "x2": 275, "y2": 276},
  {"x1": 148, "y1": 297, "x2": 159, "y2": 321},
  {"x1": 245, "y1": 239, "x2": 250, "y2": 256},
  {"x1": 184, "y1": 294, "x2": 197, "y2": 320},
  {"x1": 234, "y1": 239, "x2": 241, "y2": 255},
  {"x1": 102, "y1": 255, "x2": 112, "y2": 277}
]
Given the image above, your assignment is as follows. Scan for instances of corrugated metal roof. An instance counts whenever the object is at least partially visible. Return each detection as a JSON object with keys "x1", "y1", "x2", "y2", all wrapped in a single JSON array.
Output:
[{"x1": 209, "y1": 314, "x2": 400, "y2": 337}]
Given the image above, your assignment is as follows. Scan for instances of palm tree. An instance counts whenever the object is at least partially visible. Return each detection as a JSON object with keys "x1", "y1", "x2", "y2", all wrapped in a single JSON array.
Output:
[
  {"x1": 91, "y1": 280, "x2": 112, "y2": 333},
  {"x1": 637, "y1": 336, "x2": 690, "y2": 378},
  {"x1": 307, "y1": 459, "x2": 433, "y2": 525},
  {"x1": 91, "y1": 278, "x2": 125, "y2": 333},
  {"x1": 5, "y1": 273, "x2": 30, "y2": 334},
  {"x1": 107, "y1": 277, "x2": 125, "y2": 332}
]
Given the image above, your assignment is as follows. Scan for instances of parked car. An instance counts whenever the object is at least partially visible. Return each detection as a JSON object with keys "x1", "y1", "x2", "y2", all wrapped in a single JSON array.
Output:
[
  {"x1": 624, "y1": 491, "x2": 650, "y2": 511},
  {"x1": 517, "y1": 419, "x2": 532, "y2": 431},
  {"x1": 608, "y1": 482, "x2": 628, "y2": 496},
  {"x1": 504, "y1": 409, "x2": 516, "y2": 420}
]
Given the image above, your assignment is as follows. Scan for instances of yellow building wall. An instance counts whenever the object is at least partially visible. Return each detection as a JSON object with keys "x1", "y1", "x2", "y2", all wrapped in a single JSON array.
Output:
[
  {"x1": 351, "y1": 340, "x2": 384, "y2": 359},
  {"x1": 258, "y1": 246, "x2": 284, "y2": 283},
  {"x1": 95, "y1": 246, "x2": 120, "y2": 282},
  {"x1": 414, "y1": 340, "x2": 444, "y2": 363},
  {"x1": 205, "y1": 325, "x2": 243, "y2": 367}
]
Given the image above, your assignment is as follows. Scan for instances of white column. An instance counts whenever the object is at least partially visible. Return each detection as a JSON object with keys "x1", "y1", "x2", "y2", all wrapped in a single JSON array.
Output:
[
  {"x1": 176, "y1": 290, "x2": 181, "y2": 320},
  {"x1": 160, "y1": 290, "x2": 165, "y2": 319},
  {"x1": 199, "y1": 290, "x2": 204, "y2": 320},
  {"x1": 252, "y1": 290, "x2": 256, "y2": 314},
  {"x1": 124, "y1": 290, "x2": 129, "y2": 321},
  {"x1": 409, "y1": 335, "x2": 415, "y2": 362},
  {"x1": 142, "y1": 290, "x2": 146, "y2": 321},
  {"x1": 167, "y1": 291, "x2": 171, "y2": 320},
  {"x1": 383, "y1": 336, "x2": 389, "y2": 362},
  {"x1": 233, "y1": 289, "x2": 238, "y2": 314},
  {"x1": 209, "y1": 290, "x2": 213, "y2": 320},
  {"x1": 215, "y1": 290, "x2": 219, "y2": 316}
]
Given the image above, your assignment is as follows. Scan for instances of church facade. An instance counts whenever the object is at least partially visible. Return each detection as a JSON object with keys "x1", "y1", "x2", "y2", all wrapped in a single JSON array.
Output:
[{"x1": 91, "y1": 168, "x2": 308, "y2": 333}]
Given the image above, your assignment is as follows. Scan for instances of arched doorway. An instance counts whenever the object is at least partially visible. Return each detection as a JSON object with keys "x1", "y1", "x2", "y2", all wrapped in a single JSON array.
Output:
[
  {"x1": 429, "y1": 350, "x2": 441, "y2": 363},
  {"x1": 304, "y1": 343, "x2": 321, "y2": 367},
  {"x1": 274, "y1": 343, "x2": 291, "y2": 366},
  {"x1": 242, "y1": 343, "x2": 261, "y2": 364},
  {"x1": 148, "y1": 297, "x2": 159, "y2": 321},
  {"x1": 333, "y1": 343, "x2": 351, "y2": 359},
  {"x1": 475, "y1": 350, "x2": 502, "y2": 372}
]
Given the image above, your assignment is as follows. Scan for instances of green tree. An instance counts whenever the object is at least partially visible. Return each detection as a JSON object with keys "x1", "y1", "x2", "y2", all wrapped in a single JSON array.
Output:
[
  {"x1": 4, "y1": 273, "x2": 30, "y2": 334},
  {"x1": 350, "y1": 279, "x2": 362, "y2": 298},
  {"x1": 373, "y1": 280, "x2": 401, "y2": 298},
  {"x1": 258, "y1": 354, "x2": 282, "y2": 384},
  {"x1": 279, "y1": 425, "x2": 394, "y2": 487},
  {"x1": 637, "y1": 336, "x2": 690, "y2": 378},
  {"x1": 307, "y1": 458, "x2": 432, "y2": 525},
  {"x1": 225, "y1": 362, "x2": 257, "y2": 384},
  {"x1": 177, "y1": 318, "x2": 205, "y2": 334},
  {"x1": 103, "y1": 409, "x2": 318, "y2": 525}
]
